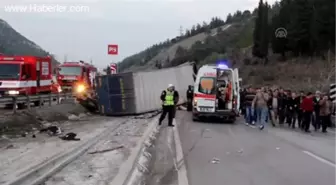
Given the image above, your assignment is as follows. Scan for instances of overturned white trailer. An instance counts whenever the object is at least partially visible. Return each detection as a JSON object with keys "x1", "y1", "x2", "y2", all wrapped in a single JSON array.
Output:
[{"x1": 95, "y1": 62, "x2": 196, "y2": 115}]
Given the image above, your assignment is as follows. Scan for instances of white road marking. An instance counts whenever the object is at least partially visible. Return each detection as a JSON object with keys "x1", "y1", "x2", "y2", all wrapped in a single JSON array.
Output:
[
  {"x1": 302, "y1": 151, "x2": 336, "y2": 168},
  {"x1": 173, "y1": 119, "x2": 189, "y2": 185}
]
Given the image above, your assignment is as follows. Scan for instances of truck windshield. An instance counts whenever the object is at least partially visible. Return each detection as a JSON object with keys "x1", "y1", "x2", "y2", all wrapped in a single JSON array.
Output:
[
  {"x1": 0, "y1": 63, "x2": 20, "y2": 80},
  {"x1": 198, "y1": 77, "x2": 216, "y2": 94},
  {"x1": 59, "y1": 66, "x2": 82, "y2": 76}
]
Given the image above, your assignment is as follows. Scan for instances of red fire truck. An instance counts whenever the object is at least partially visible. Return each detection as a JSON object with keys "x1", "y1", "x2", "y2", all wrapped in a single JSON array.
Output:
[
  {"x1": 0, "y1": 55, "x2": 53, "y2": 107},
  {"x1": 56, "y1": 61, "x2": 97, "y2": 93}
]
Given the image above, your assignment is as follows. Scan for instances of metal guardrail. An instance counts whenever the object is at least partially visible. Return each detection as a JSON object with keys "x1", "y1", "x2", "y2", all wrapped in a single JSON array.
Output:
[{"x1": 0, "y1": 92, "x2": 74, "y2": 113}]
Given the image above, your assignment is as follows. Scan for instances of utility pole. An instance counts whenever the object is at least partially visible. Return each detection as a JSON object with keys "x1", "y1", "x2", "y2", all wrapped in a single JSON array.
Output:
[
  {"x1": 63, "y1": 54, "x2": 67, "y2": 63},
  {"x1": 179, "y1": 26, "x2": 183, "y2": 36}
]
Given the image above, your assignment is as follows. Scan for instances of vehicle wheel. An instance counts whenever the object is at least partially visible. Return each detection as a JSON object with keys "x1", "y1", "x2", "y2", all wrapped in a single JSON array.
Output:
[
  {"x1": 17, "y1": 103, "x2": 25, "y2": 109},
  {"x1": 192, "y1": 115, "x2": 199, "y2": 122},
  {"x1": 34, "y1": 101, "x2": 40, "y2": 107},
  {"x1": 4, "y1": 104, "x2": 13, "y2": 109},
  {"x1": 229, "y1": 118, "x2": 236, "y2": 124}
]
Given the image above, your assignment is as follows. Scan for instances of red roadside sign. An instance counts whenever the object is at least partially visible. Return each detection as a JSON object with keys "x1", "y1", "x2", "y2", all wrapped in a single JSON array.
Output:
[{"x1": 108, "y1": 44, "x2": 118, "y2": 55}]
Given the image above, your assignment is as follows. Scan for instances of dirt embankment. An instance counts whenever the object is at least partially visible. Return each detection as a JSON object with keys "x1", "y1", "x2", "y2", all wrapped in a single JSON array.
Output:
[{"x1": 0, "y1": 102, "x2": 88, "y2": 139}]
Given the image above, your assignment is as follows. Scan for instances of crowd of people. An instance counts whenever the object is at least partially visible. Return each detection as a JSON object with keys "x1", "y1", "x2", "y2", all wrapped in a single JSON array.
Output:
[{"x1": 240, "y1": 87, "x2": 335, "y2": 133}]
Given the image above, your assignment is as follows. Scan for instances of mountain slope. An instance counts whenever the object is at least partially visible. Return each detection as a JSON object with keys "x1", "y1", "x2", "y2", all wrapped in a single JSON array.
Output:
[
  {"x1": 123, "y1": 24, "x2": 233, "y2": 72},
  {"x1": 0, "y1": 19, "x2": 58, "y2": 67}
]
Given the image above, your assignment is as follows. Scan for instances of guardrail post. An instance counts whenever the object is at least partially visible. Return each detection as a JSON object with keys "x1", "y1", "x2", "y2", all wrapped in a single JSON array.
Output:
[
  {"x1": 64, "y1": 92, "x2": 67, "y2": 100},
  {"x1": 57, "y1": 93, "x2": 60, "y2": 104},
  {"x1": 39, "y1": 96, "x2": 42, "y2": 108},
  {"x1": 49, "y1": 93, "x2": 52, "y2": 106},
  {"x1": 12, "y1": 97, "x2": 17, "y2": 114},
  {"x1": 26, "y1": 96, "x2": 31, "y2": 110}
]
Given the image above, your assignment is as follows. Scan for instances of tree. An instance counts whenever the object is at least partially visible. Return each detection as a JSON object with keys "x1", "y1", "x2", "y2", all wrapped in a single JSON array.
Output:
[
  {"x1": 252, "y1": 0, "x2": 264, "y2": 58},
  {"x1": 225, "y1": 13, "x2": 233, "y2": 23}
]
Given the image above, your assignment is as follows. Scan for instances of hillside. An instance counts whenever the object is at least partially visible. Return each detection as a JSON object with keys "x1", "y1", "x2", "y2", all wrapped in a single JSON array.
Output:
[
  {"x1": 118, "y1": 0, "x2": 335, "y2": 91},
  {"x1": 0, "y1": 19, "x2": 58, "y2": 67}
]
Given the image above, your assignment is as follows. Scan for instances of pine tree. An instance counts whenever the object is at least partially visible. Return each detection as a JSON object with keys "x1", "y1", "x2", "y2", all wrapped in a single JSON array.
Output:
[{"x1": 252, "y1": 0, "x2": 264, "y2": 58}]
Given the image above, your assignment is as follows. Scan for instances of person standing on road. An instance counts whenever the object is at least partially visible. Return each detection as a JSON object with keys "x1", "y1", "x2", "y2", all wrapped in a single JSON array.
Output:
[
  {"x1": 186, "y1": 85, "x2": 193, "y2": 111},
  {"x1": 319, "y1": 94, "x2": 332, "y2": 133},
  {"x1": 313, "y1": 91, "x2": 322, "y2": 131},
  {"x1": 269, "y1": 90, "x2": 279, "y2": 126},
  {"x1": 158, "y1": 84, "x2": 179, "y2": 127},
  {"x1": 278, "y1": 88, "x2": 287, "y2": 125},
  {"x1": 252, "y1": 88, "x2": 269, "y2": 130},
  {"x1": 286, "y1": 92, "x2": 299, "y2": 128},
  {"x1": 301, "y1": 92, "x2": 314, "y2": 133},
  {"x1": 244, "y1": 87, "x2": 256, "y2": 125},
  {"x1": 296, "y1": 91, "x2": 305, "y2": 129}
]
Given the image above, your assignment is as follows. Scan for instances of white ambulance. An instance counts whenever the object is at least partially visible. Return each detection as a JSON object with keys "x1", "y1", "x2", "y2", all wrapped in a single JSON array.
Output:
[{"x1": 192, "y1": 63, "x2": 240, "y2": 123}]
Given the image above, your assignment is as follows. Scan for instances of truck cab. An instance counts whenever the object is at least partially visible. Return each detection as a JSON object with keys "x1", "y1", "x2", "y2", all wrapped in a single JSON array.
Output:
[
  {"x1": 192, "y1": 63, "x2": 240, "y2": 123},
  {"x1": 0, "y1": 56, "x2": 52, "y2": 97},
  {"x1": 56, "y1": 61, "x2": 96, "y2": 93}
]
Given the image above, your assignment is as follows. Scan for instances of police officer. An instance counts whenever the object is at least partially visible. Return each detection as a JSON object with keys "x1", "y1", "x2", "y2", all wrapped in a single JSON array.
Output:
[
  {"x1": 186, "y1": 85, "x2": 193, "y2": 111},
  {"x1": 159, "y1": 84, "x2": 179, "y2": 127}
]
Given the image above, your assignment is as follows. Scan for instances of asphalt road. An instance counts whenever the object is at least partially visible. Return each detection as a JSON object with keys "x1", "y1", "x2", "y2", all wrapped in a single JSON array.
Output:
[{"x1": 176, "y1": 111, "x2": 336, "y2": 185}]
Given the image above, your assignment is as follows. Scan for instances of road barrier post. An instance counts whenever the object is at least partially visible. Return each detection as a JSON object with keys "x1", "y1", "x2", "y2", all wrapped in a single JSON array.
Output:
[
  {"x1": 26, "y1": 96, "x2": 31, "y2": 110},
  {"x1": 39, "y1": 96, "x2": 42, "y2": 108},
  {"x1": 49, "y1": 94, "x2": 52, "y2": 106},
  {"x1": 12, "y1": 97, "x2": 17, "y2": 114},
  {"x1": 57, "y1": 93, "x2": 60, "y2": 104}
]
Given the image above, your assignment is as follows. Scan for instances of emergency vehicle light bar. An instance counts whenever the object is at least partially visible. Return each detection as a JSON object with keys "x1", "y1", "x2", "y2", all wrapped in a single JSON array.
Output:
[
  {"x1": 217, "y1": 63, "x2": 228, "y2": 69},
  {"x1": 0, "y1": 57, "x2": 24, "y2": 61},
  {"x1": 64, "y1": 62, "x2": 80, "y2": 64}
]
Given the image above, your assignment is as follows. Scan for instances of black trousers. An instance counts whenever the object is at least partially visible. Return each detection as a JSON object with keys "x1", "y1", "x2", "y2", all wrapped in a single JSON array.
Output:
[
  {"x1": 297, "y1": 110, "x2": 303, "y2": 128},
  {"x1": 278, "y1": 108, "x2": 286, "y2": 124},
  {"x1": 287, "y1": 110, "x2": 298, "y2": 128},
  {"x1": 313, "y1": 111, "x2": 321, "y2": 130},
  {"x1": 320, "y1": 115, "x2": 330, "y2": 132},
  {"x1": 187, "y1": 98, "x2": 193, "y2": 111},
  {"x1": 303, "y1": 111, "x2": 312, "y2": 132},
  {"x1": 159, "y1": 106, "x2": 174, "y2": 126}
]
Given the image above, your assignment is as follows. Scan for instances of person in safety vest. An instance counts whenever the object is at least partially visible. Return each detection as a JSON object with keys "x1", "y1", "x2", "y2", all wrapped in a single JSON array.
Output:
[{"x1": 159, "y1": 84, "x2": 179, "y2": 127}]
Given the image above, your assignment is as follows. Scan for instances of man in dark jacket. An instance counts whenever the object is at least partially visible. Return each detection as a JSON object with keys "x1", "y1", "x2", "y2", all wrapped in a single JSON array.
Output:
[
  {"x1": 159, "y1": 84, "x2": 179, "y2": 127},
  {"x1": 278, "y1": 88, "x2": 287, "y2": 125},
  {"x1": 240, "y1": 88, "x2": 247, "y2": 116},
  {"x1": 313, "y1": 91, "x2": 322, "y2": 131},
  {"x1": 287, "y1": 92, "x2": 300, "y2": 128},
  {"x1": 186, "y1": 85, "x2": 194, "y2": 111}
]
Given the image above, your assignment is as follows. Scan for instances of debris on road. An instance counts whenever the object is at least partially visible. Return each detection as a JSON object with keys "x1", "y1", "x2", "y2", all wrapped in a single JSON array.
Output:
[
  {"x1": 59, "y1": 132, "x2": 80, "y2": 141},
  {"x1": 276, "y1": 147, "x2": 280, "y2": 150},
  {"x1": 68, "y1": 114, "x2": 80, "y2": 121},
  {"x1": 210, "y1": 157, "x2": 220, "y2": 164},
  {"x1": 40, "y1": 126, "x2": 62, "y2": 136},
  {"x1": 238, "y1": 148, "x2": 244, "y2": 154},
  {"x1": 88, "y1": 145, "x2": 124, "y2": 154}
]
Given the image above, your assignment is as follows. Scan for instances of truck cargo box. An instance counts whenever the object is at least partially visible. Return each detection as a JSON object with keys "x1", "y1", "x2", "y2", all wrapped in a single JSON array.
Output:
[{"x1": 95, "y1": 63, "x2": 194, "y2": 116}]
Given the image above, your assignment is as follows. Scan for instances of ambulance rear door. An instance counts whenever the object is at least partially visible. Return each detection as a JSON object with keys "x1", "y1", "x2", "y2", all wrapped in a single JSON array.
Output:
[{"x1": 233, "y1": 68, "x2": 240, "y2": 111}]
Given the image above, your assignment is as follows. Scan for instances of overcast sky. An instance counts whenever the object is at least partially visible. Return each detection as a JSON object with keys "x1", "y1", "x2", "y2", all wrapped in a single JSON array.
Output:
[{"x1": 0, "y1": 0, "x2": 276, "y2": 69}]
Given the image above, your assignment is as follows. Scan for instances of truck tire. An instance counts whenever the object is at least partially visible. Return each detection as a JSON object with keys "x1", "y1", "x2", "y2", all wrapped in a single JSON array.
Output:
[
  {"x1": 192, "y1": 114, "x2": 199, "y2": 122},
  {"x1": 34, "y1": 101, "x2": 43, "y2": 107},
  {"x1": 17, "y1": 103, "x2": 25, "y2": 109}
]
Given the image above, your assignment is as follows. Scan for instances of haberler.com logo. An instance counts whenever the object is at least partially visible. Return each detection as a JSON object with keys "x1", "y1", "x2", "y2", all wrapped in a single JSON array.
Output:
[
  {"x1": 275, "y1": 27, "x2": 287, "y2": 38},
  {"x1": 3, "y1": 4, "x2": 90, "y2": 13}
]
